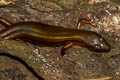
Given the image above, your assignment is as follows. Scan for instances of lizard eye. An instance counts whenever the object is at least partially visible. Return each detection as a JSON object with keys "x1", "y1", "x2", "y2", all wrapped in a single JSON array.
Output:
[
  {"x1": 94, "y1": 44, "x2": 100, "y2": 49},
  {"x1": 99, "y1": 38, "x2": 103, "y2": 41},
  {"x1": 92, "y1": 38, "x2": 100, "y2": 45}
]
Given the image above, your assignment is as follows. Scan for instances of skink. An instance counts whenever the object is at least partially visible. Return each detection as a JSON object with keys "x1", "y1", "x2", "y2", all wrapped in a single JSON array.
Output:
[{"x1": 0, "y1": 18, "x2": 110, "y2": 55}]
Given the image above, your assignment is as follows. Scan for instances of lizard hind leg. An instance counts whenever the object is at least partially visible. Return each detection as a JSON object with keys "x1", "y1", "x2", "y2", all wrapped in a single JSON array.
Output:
[
  {"x1": 0, "y1": 27, "x2": 22, "y2": 39},
  {"x1": 0, "y1": 17, "x2": 12, "y2": 27},
  {"x1": 1, "y1": 31, "x2": 21, "y2": 40}
]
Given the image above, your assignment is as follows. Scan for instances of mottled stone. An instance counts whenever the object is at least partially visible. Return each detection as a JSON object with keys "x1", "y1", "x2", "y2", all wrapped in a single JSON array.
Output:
[
  {"x1": 0, "y1": 0, "x2": 16, "y2": 6},
  {"x1": 28, "y1": 0, "x2": 62, "y2": 12},
  {"x1": 58, "y1": 0, "x2": 78, "y2": 9}
]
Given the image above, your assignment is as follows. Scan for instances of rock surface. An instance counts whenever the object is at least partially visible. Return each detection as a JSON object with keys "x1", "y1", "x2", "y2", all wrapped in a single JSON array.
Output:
[{"x1": 0, "y1": 0, "x2": 119, "y2": 80}]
